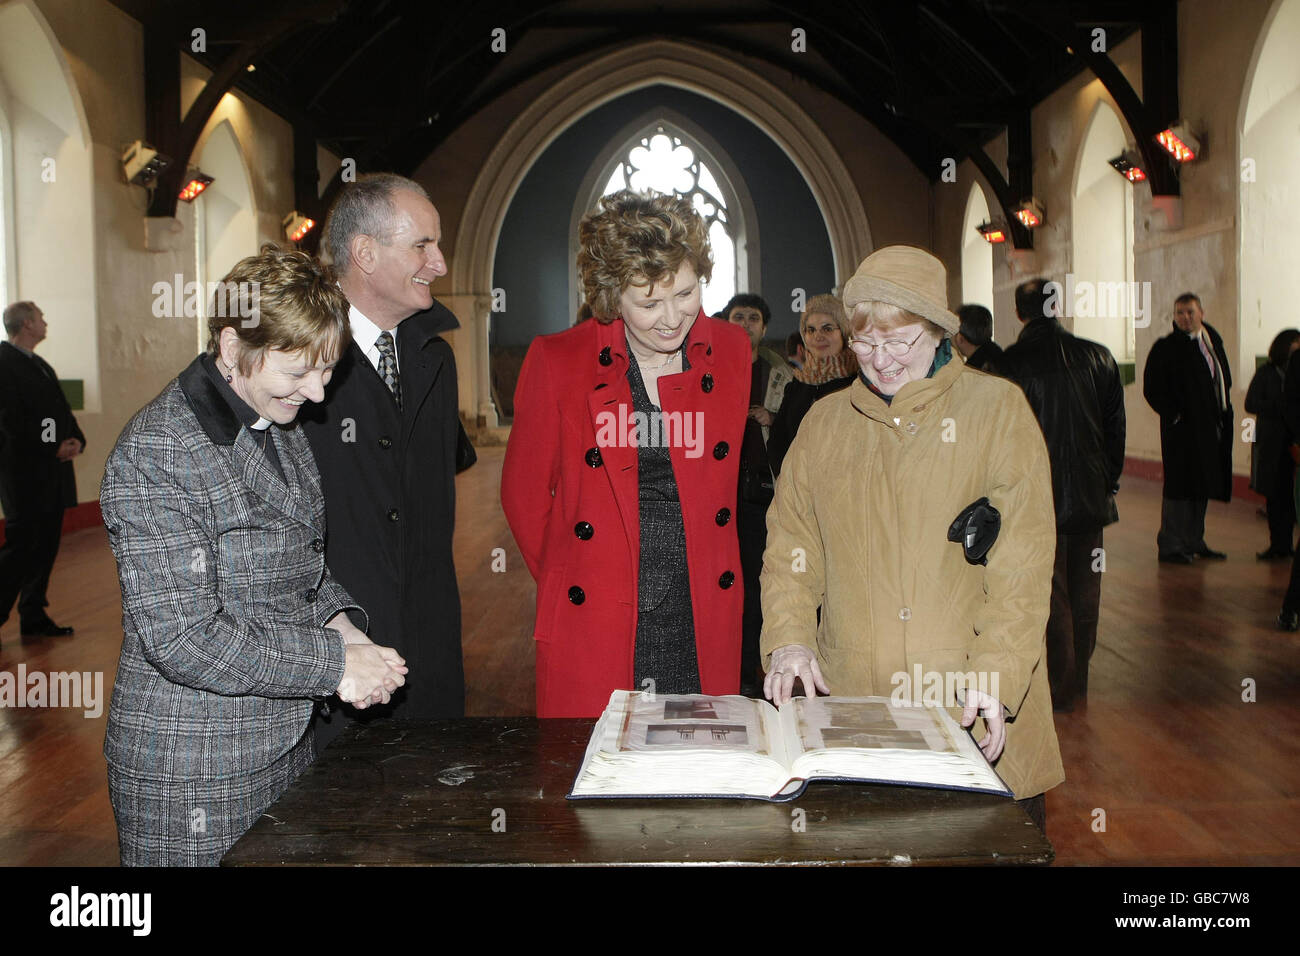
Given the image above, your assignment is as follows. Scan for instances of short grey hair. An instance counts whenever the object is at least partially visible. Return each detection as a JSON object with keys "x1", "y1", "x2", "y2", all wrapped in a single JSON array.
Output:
[
  {"x1": 320, "y1": 173, "x2": 430, "y2": 277},
  {"x1": 3, "y1": 301, "x2": 39, "y2": 337}
]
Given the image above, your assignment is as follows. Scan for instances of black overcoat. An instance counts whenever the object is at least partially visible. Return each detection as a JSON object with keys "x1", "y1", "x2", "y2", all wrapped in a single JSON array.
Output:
[
  {"x1": 1142, "y1": 321, "x2": 1233, "y2": 502},
  {"x1": 299, "y1": 301, "x2": 465, "y2": 726},
  {"x1": 1244, "y1": 361, "x2": 1290, "y2": 500},
  {"x1": 0, "y1": 340, "x2": 85, "y2": 516}
]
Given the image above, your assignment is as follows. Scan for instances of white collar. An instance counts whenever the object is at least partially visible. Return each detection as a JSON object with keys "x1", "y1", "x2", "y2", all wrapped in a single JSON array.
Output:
[
  {"x1": 349, "y1": 304, "x2": 397, "y2": 351},
  {"x1": 250, "y1": 417, "x2": 273, "y2": 431}
]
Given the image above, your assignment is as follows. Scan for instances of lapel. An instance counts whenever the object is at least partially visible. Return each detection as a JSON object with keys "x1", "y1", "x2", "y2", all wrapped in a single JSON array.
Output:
[
  {"x1": 587, "y1": 320, "x2": 640, "y2": 549},
  {"x1": 395, "y1": 302, "x2": 458, "y2": 443},
  {"x1": 177, "y1": 356, "x2": 318, "y2": 532}
]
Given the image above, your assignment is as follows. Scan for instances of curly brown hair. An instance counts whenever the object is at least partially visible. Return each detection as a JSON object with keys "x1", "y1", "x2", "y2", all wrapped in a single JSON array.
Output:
[
  {"x1": 206, "y1": 243, "x2": 351, "y2": 374},
  {"x1": 577, "y1": 191, "x2": 713, "y2": 322}
]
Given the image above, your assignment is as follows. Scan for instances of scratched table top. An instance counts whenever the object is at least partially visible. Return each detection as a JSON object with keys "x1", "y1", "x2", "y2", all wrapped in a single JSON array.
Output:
[{"x1": 222, "y1": 717, "x2": 1053, "y2": 866}]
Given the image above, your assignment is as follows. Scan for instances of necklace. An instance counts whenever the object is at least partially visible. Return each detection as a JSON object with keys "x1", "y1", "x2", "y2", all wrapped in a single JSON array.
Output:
[{"x1": 628, "y1": 336, "x2": 683, "y2": 370}]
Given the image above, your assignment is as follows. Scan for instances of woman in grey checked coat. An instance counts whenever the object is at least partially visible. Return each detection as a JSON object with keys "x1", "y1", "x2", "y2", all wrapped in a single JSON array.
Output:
[{"x1": 100, "y1": 246, "x2": 408, "y2": 866}]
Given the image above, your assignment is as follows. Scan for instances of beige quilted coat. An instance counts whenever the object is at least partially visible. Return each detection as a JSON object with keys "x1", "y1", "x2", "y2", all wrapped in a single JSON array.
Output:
[{"x1": 760, "y1": 358, "x2": 1065, "y2": 798}]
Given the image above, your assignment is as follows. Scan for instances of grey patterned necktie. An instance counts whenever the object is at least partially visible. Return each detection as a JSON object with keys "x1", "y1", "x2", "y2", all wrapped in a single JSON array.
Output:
[{"x1": 375, "y1": 331, "x2": 402, "y2": 409}]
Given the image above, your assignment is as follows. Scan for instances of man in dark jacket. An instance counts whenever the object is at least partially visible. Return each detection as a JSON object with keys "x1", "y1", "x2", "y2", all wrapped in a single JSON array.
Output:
[
  {"x1": 1003, "y1": 279, "x2": 1125, "y2": 711},
  {"x1": 0, "y1": 301, "x2": 85, "y2": 638},
  {"x1": 1142, "y1": 293, "x2": 1233, "y2": 563},
  {"x1": 954, "y1": 304, "x2": 1005, "y2": 374},
  {"x1": 300, "y1": 173, "x2": 465, "y2": 747}
]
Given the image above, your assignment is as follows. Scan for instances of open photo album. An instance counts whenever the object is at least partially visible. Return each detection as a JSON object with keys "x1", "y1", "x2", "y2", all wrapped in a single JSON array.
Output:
[{"x1": 568, "y1": 690, "x2": 1013, "y2": 801}]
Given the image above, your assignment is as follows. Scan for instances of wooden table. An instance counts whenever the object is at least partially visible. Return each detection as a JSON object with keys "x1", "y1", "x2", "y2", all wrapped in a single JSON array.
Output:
[{"x1": 223, "y1": 718, "x2": 1053, "y2": 866}]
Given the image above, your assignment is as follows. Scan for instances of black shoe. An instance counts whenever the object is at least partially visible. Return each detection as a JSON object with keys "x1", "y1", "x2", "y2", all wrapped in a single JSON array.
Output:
[
  {"x1": 1158, "y1": 552, "x2": 1195, "y2": 564},
  {"x1": 1258, "y1": 548, "x2": 1290, "y2": 561},
  {"x1": 1194, "y1": 547, "x2": 1227, "y2": 560},
  {"x1": 20, "y1": 619, "x2": 74, "y2": 637},
  {"x1": 1277, "y1": 610, "x2": 1299, "y2": 632}
]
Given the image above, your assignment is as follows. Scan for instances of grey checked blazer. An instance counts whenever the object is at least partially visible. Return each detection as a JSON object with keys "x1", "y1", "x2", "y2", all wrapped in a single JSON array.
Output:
[{"x1": 101, "y1": 355, "x2": 363, "y2": 779}]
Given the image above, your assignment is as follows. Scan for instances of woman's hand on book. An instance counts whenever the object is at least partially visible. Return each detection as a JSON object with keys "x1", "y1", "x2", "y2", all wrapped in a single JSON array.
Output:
[
  {"x1": 764, "y1": 644, "x2": 830, "y2": 706},
  {"x1": 960, "y1": 688, "x2": 1006, "y2": 761}
]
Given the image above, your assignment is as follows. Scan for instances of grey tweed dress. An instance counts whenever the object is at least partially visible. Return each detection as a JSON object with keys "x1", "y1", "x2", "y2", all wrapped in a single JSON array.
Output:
[{"x1": 627, "y1": 352, "x2": 701, "y2": 694}]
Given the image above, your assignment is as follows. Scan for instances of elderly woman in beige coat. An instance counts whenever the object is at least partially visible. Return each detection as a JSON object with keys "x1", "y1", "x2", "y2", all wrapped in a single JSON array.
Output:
[{"x1": 759, "y1": 246, "x2": 1063, "y2": 826}]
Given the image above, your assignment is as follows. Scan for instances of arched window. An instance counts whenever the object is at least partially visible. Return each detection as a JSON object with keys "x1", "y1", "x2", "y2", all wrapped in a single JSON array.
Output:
[
  {"x1": 574, "y1": 110, "x2": 758, "y2": 319},
  {"x1": 1240, "y1": 0, "x2": 1300, "y2": 376},
  {"x1": 0, "y1": 102, "x2": 11, "y2": 308},
  {"x1": 194, "y1": 119, "x2": 259, "y2": 353},
  {"x1": 960, "y1": 183, "x2": 994, "y2": 321},
  {"x1": 0, "y1": 0, "x2": 98, "y2": 411},
  {"x1": 1072, "y1": 101, "x2": 1136, "y2": 361}
]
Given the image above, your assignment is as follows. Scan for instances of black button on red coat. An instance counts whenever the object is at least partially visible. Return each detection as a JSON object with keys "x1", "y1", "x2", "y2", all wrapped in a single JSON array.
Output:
[
  {"x1": 701, "y1": 373, "x2": 714, "y2": 392},
  {"x1": 585, "y1": 447, "x2": 603, "y2": 468},
  {"x1": 715, "y1": 508, "x2": 730, "y2": 526},
  {"x1": 718, "y1": 571, "x2": 735, "y2": 589},
  {"x1": 568, "y1": 586, "x2": 586, "y2": 605},
  {"x1": 599, "y1": 347, "x2": 612, "y2": 366},
  {"x1": 574, "y1": 521, "x2": 594, "y2": 540},
  {"x1": 713, "y1": 441, "x2": 729, "y2": 460}
]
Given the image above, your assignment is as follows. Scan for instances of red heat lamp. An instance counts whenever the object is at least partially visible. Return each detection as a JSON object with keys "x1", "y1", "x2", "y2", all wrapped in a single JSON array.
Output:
[
  {"x1": 1156, "y1": 123, "x2": 1199, "y2": 163},
  {"x1": 282, "y1": 211, "x2": 316, "y2": 243},
  {"x1": 1013, "y1": 198, "x2": 1045, "y2": 229},
  {"x1": 976, "y1": 221, "x2": 1008, "y2": 244},
  {"x1": 1109, "y1": 151, "x2": 1147, "y2": 182},
  {"x1": 178, "y1": 171, "x2": 214, "y2": 202}
]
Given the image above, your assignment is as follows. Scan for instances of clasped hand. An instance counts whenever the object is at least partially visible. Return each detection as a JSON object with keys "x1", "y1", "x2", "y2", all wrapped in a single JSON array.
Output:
[{"x1": 328, "y1": 617, "x2": 408, "y2": 709}]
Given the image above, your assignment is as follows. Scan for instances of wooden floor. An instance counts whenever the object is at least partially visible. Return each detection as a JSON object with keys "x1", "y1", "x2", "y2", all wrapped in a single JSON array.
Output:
[{"x1": 2, "y1": 445, "x2": 1297, "y2": 866}]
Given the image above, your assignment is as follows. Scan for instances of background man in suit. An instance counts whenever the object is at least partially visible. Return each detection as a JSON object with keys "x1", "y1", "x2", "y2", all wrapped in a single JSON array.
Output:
[
  {"x1": 953, "y1": 304, "x2": 1004, "y2": 374},
  {"x1": 0, "y1": 301, "x2": 85, "y2": 638},
  {"x1": 301, "y1": 173, "x2": 465, "y2": 747},
  {"x1": 1003, "y1": 279, "x2": 1125, "y2": 711},
  {"x1": 1143, "y1": 292, "x2": 1233, "y2": 564}
]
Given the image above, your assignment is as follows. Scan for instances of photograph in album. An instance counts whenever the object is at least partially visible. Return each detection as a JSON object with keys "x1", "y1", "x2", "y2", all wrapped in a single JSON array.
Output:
[{"x1": 568, "y1": 690, "x2": 1013, "y2": 801}]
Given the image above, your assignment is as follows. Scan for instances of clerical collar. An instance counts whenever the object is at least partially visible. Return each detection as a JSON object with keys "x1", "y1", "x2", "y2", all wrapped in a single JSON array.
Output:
[{"x1": 200, "y1": 353, "x2": 273, "y2": 431}]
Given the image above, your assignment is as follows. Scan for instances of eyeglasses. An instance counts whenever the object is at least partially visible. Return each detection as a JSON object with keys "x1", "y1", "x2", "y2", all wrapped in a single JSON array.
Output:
[{"x1": 849, "y1": 328, "x2": 927, "y2": 358}]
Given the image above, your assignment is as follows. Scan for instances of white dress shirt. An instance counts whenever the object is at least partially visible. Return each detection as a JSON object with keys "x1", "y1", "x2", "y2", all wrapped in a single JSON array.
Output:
[{"x1": 349, "y1": 304, "x2": 399, "y2": 376}]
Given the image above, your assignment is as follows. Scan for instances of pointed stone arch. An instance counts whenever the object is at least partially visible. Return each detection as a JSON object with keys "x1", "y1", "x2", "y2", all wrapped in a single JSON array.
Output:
[{"x1": 451, "y1": 39, "x2": 871, "y2": 426}]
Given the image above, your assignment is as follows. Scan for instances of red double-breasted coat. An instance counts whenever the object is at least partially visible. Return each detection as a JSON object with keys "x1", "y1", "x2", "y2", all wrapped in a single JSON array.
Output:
[{"x1": 501, "y1": 313, "x2": 750, "y2": 717}]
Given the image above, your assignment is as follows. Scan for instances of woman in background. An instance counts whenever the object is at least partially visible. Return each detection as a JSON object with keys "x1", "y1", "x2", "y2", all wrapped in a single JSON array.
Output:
[
  {"x1": 768, "y1": 293, "x2": 857, "y2": 478},
  {"x1": 1245, "y1": 328, "x2": 1300, "y2": 561}
]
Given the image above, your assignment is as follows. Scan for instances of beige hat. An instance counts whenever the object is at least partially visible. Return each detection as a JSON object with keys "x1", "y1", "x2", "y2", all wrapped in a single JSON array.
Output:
[{"x1": 841, "y1": 246, "x2": 960, "y2": 335}]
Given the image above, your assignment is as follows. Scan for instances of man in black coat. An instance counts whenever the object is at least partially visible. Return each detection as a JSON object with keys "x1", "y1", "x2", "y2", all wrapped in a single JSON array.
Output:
[
  {"x1": 0, "y1": 301, "x2": 85, "y2": 638},
  {"x1": 300, "y1": 173, "x2": 465, "y2": 747},
  {"x1": 1142, "y1": 292, "x2": 1233, "y2": 563},
  {"x1": 954, "y1": 304, "x2": 1005, "y2": 375},
  {"x1": 1003, "y1": 279, "x2": 1125, "y2": 711}
]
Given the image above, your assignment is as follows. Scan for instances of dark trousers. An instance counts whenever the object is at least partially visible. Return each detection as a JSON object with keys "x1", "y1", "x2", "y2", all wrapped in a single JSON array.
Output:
[
  {"x1": 0, "y1": 507, "x2": 65, "y2": 628},
  {"x1": 1046, "y1": 530, "x2": 1103, "y2": 710},
  {"x1": 1157, "y1": 497, "x2": 1208, "y2": 557},
  {"x1": 737, "y1": 499, "x2": 769, "y2": 695},
  {"x1": 1265, "y1": 455, "x2": 1296, "y2": 553}
]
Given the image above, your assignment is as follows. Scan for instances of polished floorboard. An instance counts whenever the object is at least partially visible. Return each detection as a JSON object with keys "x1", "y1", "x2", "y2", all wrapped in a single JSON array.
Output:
[{"x1": 1, "y1": 445, "x2": 1296, "y2": 866}]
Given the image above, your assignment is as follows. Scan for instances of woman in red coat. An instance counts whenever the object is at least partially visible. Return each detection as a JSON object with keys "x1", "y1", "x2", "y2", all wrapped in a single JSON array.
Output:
[{"x1": 501, "y1": 190, "x2": 750, "y2": 717}]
